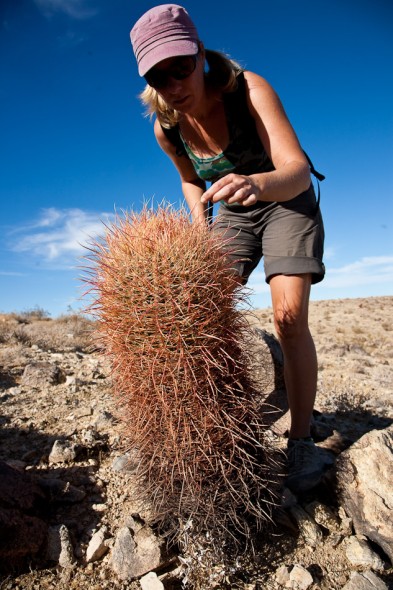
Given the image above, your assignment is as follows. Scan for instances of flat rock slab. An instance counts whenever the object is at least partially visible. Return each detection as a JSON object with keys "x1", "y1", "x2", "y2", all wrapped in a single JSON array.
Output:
[{"x1": 336, "y1": 424, "x2": 393, "y2": 564}]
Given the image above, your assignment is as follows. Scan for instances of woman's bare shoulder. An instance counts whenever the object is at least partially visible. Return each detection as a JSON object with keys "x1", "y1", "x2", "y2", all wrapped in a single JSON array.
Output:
[{"x1": 242, "y1": 70, "x2": 278, "y2": 96}]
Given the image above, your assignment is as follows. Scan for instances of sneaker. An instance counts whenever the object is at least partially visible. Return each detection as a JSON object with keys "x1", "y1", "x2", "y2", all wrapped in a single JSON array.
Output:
[{"x1": 285, "y1": 438, "x2": 325, "y2": 494}]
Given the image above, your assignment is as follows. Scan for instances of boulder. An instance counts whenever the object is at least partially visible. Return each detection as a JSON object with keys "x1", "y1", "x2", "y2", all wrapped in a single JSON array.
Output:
[
  {"x1": 336, "y1": 424, "x2": 393, "y2": 563},
  {"x1": 22, "y1": 362, "x2": 66, "y2": 387},
  {"x1": 342, "y1": 570, "x2": 389, "y2": 590}
]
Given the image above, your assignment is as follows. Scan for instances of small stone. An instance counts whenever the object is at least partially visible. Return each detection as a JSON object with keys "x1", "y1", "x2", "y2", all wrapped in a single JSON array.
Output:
[
  {"x1": 345, "y1": 536, "x2": 385, "y2": 571},
  {"x1": 48, "y1": 440, "x2": 78, "y2": 464},
  {"x1": 94, "y1": 410, "x2": 116, "y2": 431},
  {"x1": 289, "y1": 505, "x2": 323, "y2": 547},
  {"x1": 22, "y1": 362, "x2": 66, "y2": 387},
  {"x1": 86, "y1": 527, "x2": 109, "y2": 563},
  {"x1": 81, "y1": 428, "x2": 96, "y2": 444},
  {"x1": 92, "y1": 503, "x2": 108, "y2": 512},
  {"x1": 288, "y1": 564, "x2": 313, "y2": 590},
  {"x1": 110, "y1": 526, "x2": 161, "y2": 581},
  {"x1": 111, "y1": 451, "x2": 139, "y2": 473},
  {"x1": 338, "y1": 506, "x2": 353, "y2": 536},
  {"x1": 275, "y1": 564, "x2": 290, "y2": 584},
  {"x1": 47, "y1": 524, "x2": 75, "y2": 568},
  {"x1": 304, "y1": 501, "x2": 341, "y2": 533},
  {"x1": 9, "y1": 387, "x2": 21, "y2": 395},
  {"x1": 140, "y1": 572, "x2": 164, "y2": 590}
]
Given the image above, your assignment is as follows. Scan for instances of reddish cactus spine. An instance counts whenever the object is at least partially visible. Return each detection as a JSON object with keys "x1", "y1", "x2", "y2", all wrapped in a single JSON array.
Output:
[{"x1": 84, "y1": 205, "x2": 279, "y2": 540}]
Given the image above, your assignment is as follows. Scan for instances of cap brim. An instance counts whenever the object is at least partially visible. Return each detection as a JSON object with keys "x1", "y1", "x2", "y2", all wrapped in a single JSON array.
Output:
[{"x1": 138, "y1": 39, "x2": 199, "y2": 77}]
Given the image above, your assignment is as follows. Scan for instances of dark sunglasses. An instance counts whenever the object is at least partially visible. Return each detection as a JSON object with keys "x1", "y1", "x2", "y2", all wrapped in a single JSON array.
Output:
[{"x1": 144, "y1": 54, "x2": 198, "y2": 90}]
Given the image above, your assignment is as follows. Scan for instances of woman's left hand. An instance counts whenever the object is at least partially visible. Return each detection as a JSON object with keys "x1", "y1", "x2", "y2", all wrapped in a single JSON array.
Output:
[{"x1": 201, "y1": 173, "x2": 261, "y2": 207}]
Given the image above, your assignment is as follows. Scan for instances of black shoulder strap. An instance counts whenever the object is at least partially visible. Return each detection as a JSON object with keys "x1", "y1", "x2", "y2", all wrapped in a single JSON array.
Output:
[
  {"x1": 232, "y1": 72, "x2": 326, "y2": 184},
  {"x1": 303, "y1": 152, "x2": 325, "y2": 182},
  {"x1": 160, "y1": 123, "x2": 186, "y2": 157}
]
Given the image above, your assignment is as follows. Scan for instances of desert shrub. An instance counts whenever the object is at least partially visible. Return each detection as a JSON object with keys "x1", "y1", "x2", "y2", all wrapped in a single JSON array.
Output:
[
  {"x1": 0, "y1": 312, "x2": 94, "y2": 352},
  {"x1": 84, "y1": 205, "x2": 280, "y2": 543},
  {"x1": 319, "y1": 382, "x2": 370, "y2": 415},
  {"x1": 19, "y1": 306, "x2": 51, "y2": 322},
  {"x1": 19, "y1": 316, "x2": 94, "y2": 352}
]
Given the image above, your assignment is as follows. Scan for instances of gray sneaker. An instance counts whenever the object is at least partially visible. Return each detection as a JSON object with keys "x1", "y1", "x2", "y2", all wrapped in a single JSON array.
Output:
[{"x1": 285, "y1": 438, "x2": 325, "y2": 494}]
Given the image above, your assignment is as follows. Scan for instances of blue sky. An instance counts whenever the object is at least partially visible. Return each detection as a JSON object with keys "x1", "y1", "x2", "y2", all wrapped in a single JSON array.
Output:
[{"x1": 1, "y1": 0, "x2": 392, "y2": 316}]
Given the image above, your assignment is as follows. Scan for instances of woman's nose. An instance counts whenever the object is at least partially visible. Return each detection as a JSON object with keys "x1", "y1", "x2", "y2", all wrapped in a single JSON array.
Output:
[{"x1": 165, "y1": 76, "x2": 183, "y2": 94}]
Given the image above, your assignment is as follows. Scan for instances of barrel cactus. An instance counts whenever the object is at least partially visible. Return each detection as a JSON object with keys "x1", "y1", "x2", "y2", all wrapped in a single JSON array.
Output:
[{"x1": 84, "y1": 205, "x2": 280, "y2": 540}]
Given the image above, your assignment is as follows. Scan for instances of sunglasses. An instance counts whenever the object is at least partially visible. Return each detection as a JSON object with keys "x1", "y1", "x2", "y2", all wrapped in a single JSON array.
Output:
[{"x1": 144, "y1": 54, "x2": 198, "y2": 90}]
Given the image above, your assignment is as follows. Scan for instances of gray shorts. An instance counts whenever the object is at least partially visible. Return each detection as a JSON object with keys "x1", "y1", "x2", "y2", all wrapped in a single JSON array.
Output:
[{"x1": 213, "y1": 184, "x2": 325, "y2": 285}]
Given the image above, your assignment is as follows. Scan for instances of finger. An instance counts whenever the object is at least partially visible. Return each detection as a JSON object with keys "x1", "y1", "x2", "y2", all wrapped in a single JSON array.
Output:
[
  {"x1": 240, "y1": 194, "x2": 258, "y2": 206},
  {"x1": 226, "y1": 191, "x2": 257, "y2": 206},
  {"x1": 201, "y1": 175, "x2": 236, "y2": 203},
  {"x1": 226, "y1": 186, "x2": 255, "y2": 204}
]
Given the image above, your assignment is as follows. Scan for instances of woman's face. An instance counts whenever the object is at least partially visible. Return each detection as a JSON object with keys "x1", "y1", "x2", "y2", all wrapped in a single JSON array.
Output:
[{"x1": 145, "y1": 50, "x2": 205, "y2": 113}]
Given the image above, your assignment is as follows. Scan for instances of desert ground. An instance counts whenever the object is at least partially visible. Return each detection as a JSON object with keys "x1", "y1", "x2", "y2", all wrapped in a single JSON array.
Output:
[{"x1": 0, "y1": 296, "x2": 392, "y2": 589}]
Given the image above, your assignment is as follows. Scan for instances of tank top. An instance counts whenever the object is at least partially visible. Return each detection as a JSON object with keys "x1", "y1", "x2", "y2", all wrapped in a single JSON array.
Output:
[
  {"x1": 162, "y1": 72, "x2": 275, "y2": 183},
  {"x1": 160, "y1": 72, "x2": 324, "y2": 210}
]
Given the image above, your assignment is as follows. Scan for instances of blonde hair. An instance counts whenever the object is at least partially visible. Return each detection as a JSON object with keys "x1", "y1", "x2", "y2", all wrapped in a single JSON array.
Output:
[{"x1": 139, "y1": 49, "x2": 243, "y2": 128}]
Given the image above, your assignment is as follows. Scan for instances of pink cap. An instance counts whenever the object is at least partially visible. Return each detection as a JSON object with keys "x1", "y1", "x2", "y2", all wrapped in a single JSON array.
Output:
[{"x1": 130, "y1": 4, "x2": 199, "y2": 77}]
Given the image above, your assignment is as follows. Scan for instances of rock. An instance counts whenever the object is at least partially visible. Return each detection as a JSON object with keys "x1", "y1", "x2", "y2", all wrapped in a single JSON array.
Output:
[
  {"x1": 338, "y1": 506, "x2": 353, "y2": 536},
  {"x1": 345, "y1": 536, "x2": 385, "y2": 571},
  {"x1": 0, "y1": 461, "x2": 48, "y2": 568},
  {"x1": 123, "y1": 515, "x2": 144, "y2": 533},
  {"x1": 112, "y1": 452, "x2": 139, "y2": 473},
  {"x1": 86, "y1": 526, "x2": 109, "y2": 563},
  {"x1": 66, "y1": 376, "x2": 84, "y2": 393},
  {"x1": 289, "y1": 505, "x2": 323, "y2": 548},
  {"x1": 140, "y1": 571, "x2": 164, "y2": 590},
  {"x1": 304, "y1": 501, "x2": 341, "y2": 533},
  {"x1": 275, "y1": 564, "x2": 290, "y2": 585},
  {"x1": 336, "y1": 424, "x2": 393, "y2": 563},
  {"x1": 110, "y1": 525, "x2": 162, "y2": 581},
  {"x1": 47, "y1": 524, "x2": 75, "y2": 568},
  {"x1": 288, "y1": 564, "x2": 313, "y2": 589},
  {"x1": 342, "y1": 570, "x2": 389, "y2": 590},
  {"x1": 81, "y1": 428, "x2": 97, "y2": 445},
  {"x1": 48, "y1": 440, "x2": 78, "y2": 464},
  {"x1": 92, "y1": 503, "x2": 107, "y2": 512},
  {"x1": 21, "y1": 362, "x2": 66, "y2": 387},
  {"x1": 93, "y1": 410, "x2": 116, "y2": 431}
]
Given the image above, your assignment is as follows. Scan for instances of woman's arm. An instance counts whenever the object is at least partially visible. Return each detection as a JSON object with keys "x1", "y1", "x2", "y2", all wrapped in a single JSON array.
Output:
[
  {"x1": 201, "y1": 71, "x2": 311, "y2": 207},
  {"x1": 154, "y1": 119, "x2": 207, "y2": 224}
]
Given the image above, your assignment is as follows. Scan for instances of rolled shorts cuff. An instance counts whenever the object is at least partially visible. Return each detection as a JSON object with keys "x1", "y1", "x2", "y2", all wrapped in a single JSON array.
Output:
[{"x1": 265, "y1": 256, "x2": 326, "y2": 285}]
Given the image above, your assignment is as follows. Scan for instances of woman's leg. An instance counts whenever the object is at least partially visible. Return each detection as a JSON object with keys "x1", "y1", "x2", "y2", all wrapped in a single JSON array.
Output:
[
  {"x1": 269, "y1": 273, "x2": 316, "y2": 439},
  {"x1": 269, "y1": 273, "x2": 328, "y2": 492}
]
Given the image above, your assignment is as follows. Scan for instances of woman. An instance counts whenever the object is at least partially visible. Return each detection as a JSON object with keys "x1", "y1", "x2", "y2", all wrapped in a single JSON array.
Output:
[{"x1": 130, "y1": 4, "x2": 326, "y2": 493}]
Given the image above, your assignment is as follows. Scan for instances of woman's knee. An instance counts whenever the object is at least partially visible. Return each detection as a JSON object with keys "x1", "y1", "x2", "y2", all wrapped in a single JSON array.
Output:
[{"x1": 273, "y1": 302, "x2": 311, "y2": 343}]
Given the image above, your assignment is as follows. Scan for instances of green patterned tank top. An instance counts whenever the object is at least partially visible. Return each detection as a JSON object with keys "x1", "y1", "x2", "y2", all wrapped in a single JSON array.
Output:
[{"x1": 178, "y1": 130, "x2": 236, "y2": 181}]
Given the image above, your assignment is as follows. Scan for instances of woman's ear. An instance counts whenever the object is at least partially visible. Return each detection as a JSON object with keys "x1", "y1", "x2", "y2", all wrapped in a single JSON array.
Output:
[{"x1": 198, "y1": 41, "x2": 205, "y2": 58}]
